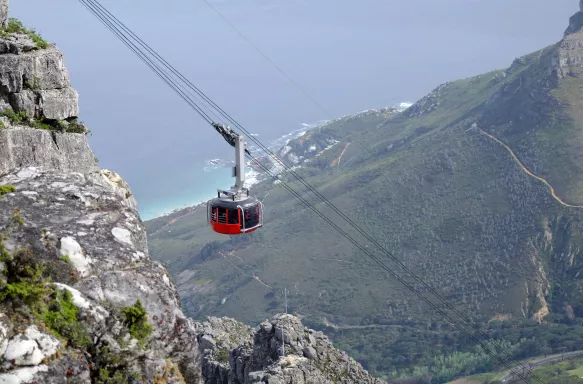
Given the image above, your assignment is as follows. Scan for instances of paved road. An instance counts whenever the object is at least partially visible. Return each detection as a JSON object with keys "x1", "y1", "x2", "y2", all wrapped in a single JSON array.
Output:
[{"x1": 500, "y1": 350, "x2": 583, "y2": 382}]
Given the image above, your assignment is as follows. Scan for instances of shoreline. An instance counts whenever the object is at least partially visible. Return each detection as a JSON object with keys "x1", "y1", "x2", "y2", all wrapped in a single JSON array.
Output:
[{"x1": 141, "y1": 102, "x2": 413, "y2": 222}]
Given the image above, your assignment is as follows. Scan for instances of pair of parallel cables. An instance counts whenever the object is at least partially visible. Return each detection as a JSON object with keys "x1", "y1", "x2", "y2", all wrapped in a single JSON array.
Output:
[{"x1": 77, "y1": 0, "x2": 542, "y2": 382}]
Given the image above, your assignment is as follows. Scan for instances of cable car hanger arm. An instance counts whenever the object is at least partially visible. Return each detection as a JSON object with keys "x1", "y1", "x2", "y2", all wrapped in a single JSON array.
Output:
[{"x1": 212, "y1": 122, "x2": 251, "y2": 156}]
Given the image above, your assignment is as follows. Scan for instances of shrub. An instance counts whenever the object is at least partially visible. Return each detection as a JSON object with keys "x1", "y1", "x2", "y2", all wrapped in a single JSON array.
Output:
[
  {"x1": 1, "y1": 18, "x2": 49, "y2": 49},
  {"x1": 122, "y1": 300, "x2": 152, "y2": 347}
]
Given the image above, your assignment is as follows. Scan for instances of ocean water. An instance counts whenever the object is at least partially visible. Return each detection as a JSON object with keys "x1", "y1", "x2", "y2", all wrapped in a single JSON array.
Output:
[
  {"x1": 137, "y1": 166, "x2": 234, "y2": 221},
  {"x1": 136, "y1": 126, "x2": 315, "y2": 220},
  {"x1": 135, "y1": 104, "x2": 416, "y2": 220}
]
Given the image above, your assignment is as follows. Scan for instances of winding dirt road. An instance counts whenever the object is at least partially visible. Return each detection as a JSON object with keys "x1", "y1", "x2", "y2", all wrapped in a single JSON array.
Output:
[{"x1": 478, "y1": 128, "x2": 583, "y2": 209}]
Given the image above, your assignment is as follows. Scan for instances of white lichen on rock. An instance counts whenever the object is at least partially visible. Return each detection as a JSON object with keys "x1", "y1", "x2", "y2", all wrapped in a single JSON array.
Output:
[{"x1": 3, "y1": 326, "x2": 59, "y2": 366}]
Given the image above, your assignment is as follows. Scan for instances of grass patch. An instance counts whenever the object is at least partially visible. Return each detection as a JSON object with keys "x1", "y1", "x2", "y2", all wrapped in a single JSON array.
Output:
[
  {"x1": 0, "y1": 259, "x2": 49, "y2": 310},
  {"x1": 569, "y1": 365, "x2": 583, "y2": 377},
  {"x1": 0, "y1": 185, "x2": 16, "y2": 200},
  {"x1": 122, "y1": 300, "x2": 152, "y2": 348},
  {"x1": 59, "y1": 255, "x2": 72, "y2": 265},
  {"x1": 0, "y1": 18, "x2": 48, "y2": 49},
  {"x1": 42, "y1": 288, "x2": 91, "y2": 348},
  {"x1": 0, "y1": 110, "x2": 86, "y2": 133},
  {"x1": 0, "y1": 241, "x2": 90, "y2": 347},
  {"x1": 23, "y1": 75, "x2": 41, "y2": 91},
  {"x1": 216, "y1": 348, "x2": 229, "y2": 364}
]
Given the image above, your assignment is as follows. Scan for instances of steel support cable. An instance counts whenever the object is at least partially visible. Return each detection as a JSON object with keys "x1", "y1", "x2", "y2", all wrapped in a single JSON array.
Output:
[
  {"x1": 79, "y1": 3, "x2": 542, "y2": 382},
  {"x1": 79, "y1": 0, "x2": 217, "y2": 125},
  {"x1": 83, "y1": 0, "x2": 234, "y2": 129},
  {"x1": 199, "y1": 0, "x2": 334, "y2": 119}
]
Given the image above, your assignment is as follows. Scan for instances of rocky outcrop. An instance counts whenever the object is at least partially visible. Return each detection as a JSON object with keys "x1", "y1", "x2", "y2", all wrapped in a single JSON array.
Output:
[
  {"x1": 403, "y1": 82, "x2": 451, "y2": 118},
  {"x1": 0, "y1": 126, "x2": 98, "y2": 176},
  {"x1": 0, "y1": 0, "x2": 7, "y2": 29},
  {"x1": 0, "y1": 167, "x2": 382, "y2": 383},
  {"x1": 0, "y1": 6, "x2": 81, "y2": 156},
  {"x1": 0, "y1": 12, "x2": 92, "y2": 180},
  {"x1": 0, "y1": 167, "x2": 203, "y2": 383},
  {"x1": 552, "y1": 29, "x2": 583, "y2": 79},
  {"x1": 565, "y1": 1, "x2": 583, "y2": 35},
  {"x1": 198, "y1": 315, "x2": 385, "y2": 384}
]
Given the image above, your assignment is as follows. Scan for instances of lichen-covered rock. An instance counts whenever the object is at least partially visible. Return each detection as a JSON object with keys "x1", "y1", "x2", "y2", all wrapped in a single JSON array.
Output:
[
  {"x1": 0, "y1": 47, "x2": 70, "y2": 94},
  {"x1": 0, "y1": 34, "x2": 37, "y2": 55},
  {"x1": 0, "y1": 127, "x2": 98, "y2": 176},
  {"x1": 39, "y1": 87, "x2": 79, "y2": 120},
  {"x1": 0, "y1": 167, "x2": 203, "y2": 383},
  {"x1": 0, "y1": 0, "x2": 7, "y2": 29},
  {"x1": 8, "y1": 86, "x2": 79, "y2": 122},
  {"x1": 552, "y1": 29, "x2": 583, "y2": 79},
  {"x1": 198, "y1": 315, "x2": 386, "y2": 384},
  {"x1": 3, "y1": 325, "x2": 60, "y2": 366}
]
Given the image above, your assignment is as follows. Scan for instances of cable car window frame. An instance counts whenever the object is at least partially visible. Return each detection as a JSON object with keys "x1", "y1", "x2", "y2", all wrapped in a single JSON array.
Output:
[
  {"x1": 227, "y1": 208, "x2": 240, "y2": 225},
  {"x1": 216, "y1": 206, "x2": 227, "y2": 224},
  {"x1": 238, "y1": 201, "x2": 264, "y2": 233}
]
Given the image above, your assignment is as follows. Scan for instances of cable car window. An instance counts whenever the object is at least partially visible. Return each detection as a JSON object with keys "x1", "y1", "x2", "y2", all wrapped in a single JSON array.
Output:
[
  {"x1": 227, "y1": 208, "x2": 239, "y2": 224},
  {"x1": 244, "y1": 204, "x2": 260, "y2": 228},
  {"x1": 217, "y1": 206, "x2": 227, "y2": 223}
]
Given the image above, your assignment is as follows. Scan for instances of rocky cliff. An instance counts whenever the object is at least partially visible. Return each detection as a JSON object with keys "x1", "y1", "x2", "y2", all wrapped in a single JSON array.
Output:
[{"x1": 0, "y1": 1, "x2": 383, "y2": 383}]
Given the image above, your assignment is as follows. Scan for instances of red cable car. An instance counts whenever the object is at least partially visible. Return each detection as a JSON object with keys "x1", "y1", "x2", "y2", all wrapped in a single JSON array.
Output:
[
  {"x1": 207, "y1": 130, "x2": 264, "y2": 235},
  {"x1": 207, "y1": 192, "x2": 264, "y2": 234}
]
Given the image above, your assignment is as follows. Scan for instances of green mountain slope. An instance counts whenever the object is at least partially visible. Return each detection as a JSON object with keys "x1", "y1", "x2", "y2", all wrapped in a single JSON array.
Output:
[{"x1": 146, "y1": 10, "x2": 583, "y2": 382}]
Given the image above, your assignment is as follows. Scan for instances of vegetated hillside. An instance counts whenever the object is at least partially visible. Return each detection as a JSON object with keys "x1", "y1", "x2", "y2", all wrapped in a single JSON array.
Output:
[{"x1": 146, "y1": 7, "x2": 583, "y2": 383}]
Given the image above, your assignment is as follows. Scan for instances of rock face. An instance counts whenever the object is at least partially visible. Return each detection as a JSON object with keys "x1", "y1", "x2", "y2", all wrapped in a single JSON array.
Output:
[
  {"x1": 197, "y1": 315, "x2": 385, "y2": 384},
  {"x1": 553, "y1": 28, "x2": 583, "y2": 79},
  {"x1": 0, "y1": 167, "x2": 384, "y2": 383},
  {"x1": 0, "y1": 126, "x2": 98, "y2": 176},
  {"x1": 0, "y1": 11, "x2": 93, "y2": 182},
  {"x1": 0, "y1": 0, "x2": 7, "y2": 29},
  {"x1": 565, "y1": 1, "x2": 583, "y2": 35},
  {"x1": 0, "y1": 167, "x2": 203, "y2": 383}
]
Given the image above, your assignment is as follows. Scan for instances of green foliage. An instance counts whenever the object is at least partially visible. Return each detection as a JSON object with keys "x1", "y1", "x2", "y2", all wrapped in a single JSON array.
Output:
[
  {"x1": 509, "y1": 358, "x2": 583, "y2": 384},
  {"x1": 23, "y1": 76, "x2": 41, "y2": 91},
  {"x1": 216, "y1": 348, "x2": 229, "y2": 363},
  {"x1": 42, "y1": 288, "x2": 91, "y2": 347},
  {"x1": 96, "y1": 367, "x2": 132, "y2": 384},
  {"x1": 0, "y1": 110, "x2": 27, "y2": 124},
  {"x1": 0, "y1": 248, "x2": 49, "y2": 310},
  {"x1": 91, "y1": 344, "x2": 142, "y2": 384},
  {"x1": 65, "y1": 118, "x2": 87, "y2": 134},
  {"x1": 1, "y1": 18, "x2": 49, "y2": 49},
  {"x1": 0, "y1": 109, "x2": 87, "y2": 133},
  {"x1": 122, "y1": 300, "x2": 152, "y2": 347},
  {"x1": 11, "y1": 208, "x2": 24, "y2": 226},
  {"x1": 0, "y1": 185, "x2": 16, "y2": 200},
  {"x1": 59, "y1": 255, "x2": 72, "y2": 265}
]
